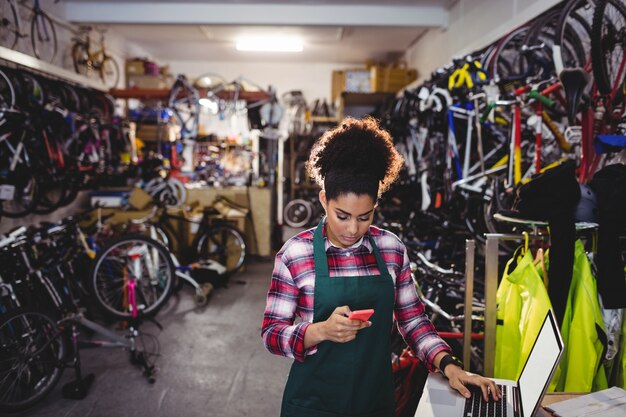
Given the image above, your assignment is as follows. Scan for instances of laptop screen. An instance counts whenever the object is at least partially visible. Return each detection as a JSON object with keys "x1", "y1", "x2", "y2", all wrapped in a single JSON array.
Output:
[{"x1": 517, "y1": 310, "x2": 563, "y2": 417}]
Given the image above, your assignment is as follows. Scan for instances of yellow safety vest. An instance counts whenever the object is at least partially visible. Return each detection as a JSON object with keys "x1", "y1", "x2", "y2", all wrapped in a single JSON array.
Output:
[
  {"x1": 495, "y1": 249, "x2": 552, "y2": 380},
  {"x1": 553, "y1": 240, "x2": 608, "y2": 392}
]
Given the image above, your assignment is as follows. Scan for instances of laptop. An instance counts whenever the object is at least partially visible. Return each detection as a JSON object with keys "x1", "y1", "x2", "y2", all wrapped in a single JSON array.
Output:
[{"x1": 415, "y1": 309, "x2": 564, "y2": 417}]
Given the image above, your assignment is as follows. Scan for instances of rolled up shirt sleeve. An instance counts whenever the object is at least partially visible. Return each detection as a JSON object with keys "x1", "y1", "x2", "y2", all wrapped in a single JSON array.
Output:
[
  {"x1": 262, "y1": 250, "x2": 316, "y2": 362},
  {"x1": 394, "y1": 249, "x2": 451, "y2": 372}
]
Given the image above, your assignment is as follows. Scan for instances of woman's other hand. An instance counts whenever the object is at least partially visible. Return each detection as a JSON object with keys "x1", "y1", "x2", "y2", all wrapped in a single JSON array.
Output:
[{"x1": 444, "y1": 365, "x2": 501, "y2": 402}]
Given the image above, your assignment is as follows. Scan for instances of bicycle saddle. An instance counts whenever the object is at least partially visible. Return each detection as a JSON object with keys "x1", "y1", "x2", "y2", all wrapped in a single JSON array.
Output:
[{"x1": 559, "y1": 68, "x2": 590, "y2": 124}]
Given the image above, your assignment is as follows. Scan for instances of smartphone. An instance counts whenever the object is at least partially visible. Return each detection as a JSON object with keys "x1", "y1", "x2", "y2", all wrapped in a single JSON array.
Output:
[{"x1": 348, "y1": 309, "x2": 374, "y2": 322}]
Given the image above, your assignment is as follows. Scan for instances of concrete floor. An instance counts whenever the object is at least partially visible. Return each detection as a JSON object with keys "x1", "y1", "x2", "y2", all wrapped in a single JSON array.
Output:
[{"x1": 17, "y1": 260, "x2": 292, "y2": 417}]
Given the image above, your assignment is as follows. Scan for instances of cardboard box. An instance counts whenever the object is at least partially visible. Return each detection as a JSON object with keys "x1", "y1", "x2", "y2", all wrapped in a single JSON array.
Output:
[
  {"x1": 370, "y1": 65, "x2": 417, "y2": 93},
  {"x1": 125, "y1": 59, "x2": 145, "y2": 75},
  {"x1": 90, "y1": 190, "x2": 131, "y2": 208},
  {"x1": 127, "y1": 74, "x2": 173, "y2": 89},
  {"x1": 135, "y1": 123, "x2": 180, "y2": 142},
  {"x1": 331, "y1": 68, "x2": 371, "y2": 105}
]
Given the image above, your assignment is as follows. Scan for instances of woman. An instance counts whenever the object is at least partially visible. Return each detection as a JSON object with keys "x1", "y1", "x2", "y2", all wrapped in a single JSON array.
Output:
[{"x1": 262, "y1": 117, "x2": 499, "y2": 417}]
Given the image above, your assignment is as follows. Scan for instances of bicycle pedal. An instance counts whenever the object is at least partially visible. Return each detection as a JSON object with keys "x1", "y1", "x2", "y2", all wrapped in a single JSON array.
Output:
[{"x1": 61, "y1": 373, "x2": 95, "y2": 400}]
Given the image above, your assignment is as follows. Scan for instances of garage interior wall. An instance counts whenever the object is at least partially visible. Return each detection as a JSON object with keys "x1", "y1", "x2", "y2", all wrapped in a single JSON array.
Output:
[{"x1": 406, "y1": 0, "x2": 562, "y2": 83}]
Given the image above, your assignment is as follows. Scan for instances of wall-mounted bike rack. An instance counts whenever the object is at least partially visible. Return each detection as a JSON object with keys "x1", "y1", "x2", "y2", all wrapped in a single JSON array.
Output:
[{"x1": 0, "y1": 45, "x2": 107, "y2": 91}]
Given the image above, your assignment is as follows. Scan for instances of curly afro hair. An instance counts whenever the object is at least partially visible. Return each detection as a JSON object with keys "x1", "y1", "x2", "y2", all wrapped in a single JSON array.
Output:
[{"x1": 306, "y1": 116, "x2": 404, "y2": 201}]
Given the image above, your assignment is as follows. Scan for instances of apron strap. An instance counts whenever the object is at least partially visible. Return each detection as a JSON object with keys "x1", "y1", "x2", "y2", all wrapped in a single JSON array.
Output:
[{"x1": 313, "y1": 218, "x2": 390, "y2": 278}]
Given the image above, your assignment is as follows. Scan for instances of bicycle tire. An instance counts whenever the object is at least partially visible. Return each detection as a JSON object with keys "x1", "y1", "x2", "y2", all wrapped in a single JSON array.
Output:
[
  {"x1": 0, "y1": 0, "x2": 20, "y2": 50},
  {"x1": 0, "y1": 68, "x2": 15, "y2": 111},
  {"x1": 100, "y1": 56, "x2": 120, "y2": 89},
  {"x1": 554, "y1": 0, "x2": 596, "y2": 70},
  {"x1": 194, "y1": 224, "x2": 246, "y2": 274},
  {"x1": 0, "y1": 310, "x2": 65, "y2": 413},
  {"x1": 30, "y1": 12, "x2": 57, "y2": 63},
  {"x1": 32, "y1": 175, "x2": 66, "y2": 215},
  {"x1": 90, "y1": 234, "x2": 175, "y2": 320},
  {"x1": 521, "y1": 8, "x2": 561, "y2": 79},
  {"x1": 71, "y1": 41, "x2": 91, "y2": 77},
  {"x1": 0, "y1": 171, "x2": 39, "y2": 218},
  {"x1": 283, "y1": 198, "x2": 314, "y2": 228},
  {"x1": 487, "y1": 25, "x2": 531, "y2": 82},
  {"x1": 591, "y1": 0, "x2": 626, "y2": 95}
]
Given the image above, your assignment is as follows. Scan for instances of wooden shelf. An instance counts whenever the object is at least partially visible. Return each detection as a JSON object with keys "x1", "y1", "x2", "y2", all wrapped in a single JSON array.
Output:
[
  {"x1": 310, "y1": 116, "x2": 338, "y2": 124},
  {"x1": 110, "y1": 86, "x2": 270, "y2": 102},
  {"x1": 109, "y1": 87, "x2": 170, "y2": 100},
  {"x1": 0, "y1": 45, "x2": 108, "y2": 91}
]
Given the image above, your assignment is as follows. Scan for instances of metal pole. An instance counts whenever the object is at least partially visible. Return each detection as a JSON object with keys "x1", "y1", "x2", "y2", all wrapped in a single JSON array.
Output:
[
  {"x1": 484, "y1": 235, "x2": 499, "y2": 377},
  {"x1": 464, "y1": 239, "x2": 475, "y2": 371}
]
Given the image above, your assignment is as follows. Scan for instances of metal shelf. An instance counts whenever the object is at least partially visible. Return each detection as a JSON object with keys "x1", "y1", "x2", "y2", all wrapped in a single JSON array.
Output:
[{"x1": 0, "y1": 45, "x2": 108, "y2": 91}]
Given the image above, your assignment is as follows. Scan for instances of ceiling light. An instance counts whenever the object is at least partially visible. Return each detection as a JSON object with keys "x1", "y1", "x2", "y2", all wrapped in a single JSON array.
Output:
[{"x1": 236, "y1": 36, "x2": 303, "y2": 52}]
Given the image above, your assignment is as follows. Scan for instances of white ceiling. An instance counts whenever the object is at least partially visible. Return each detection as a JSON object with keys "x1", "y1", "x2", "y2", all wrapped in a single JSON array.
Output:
[{"x1": 63, "y1": 1, "x2": 457, "y2": 64}]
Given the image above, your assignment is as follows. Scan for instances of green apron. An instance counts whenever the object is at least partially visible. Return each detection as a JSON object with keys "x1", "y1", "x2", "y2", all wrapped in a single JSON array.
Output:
[{"x1": 281, "y1": 220, "x2": 396, "y2": 417}]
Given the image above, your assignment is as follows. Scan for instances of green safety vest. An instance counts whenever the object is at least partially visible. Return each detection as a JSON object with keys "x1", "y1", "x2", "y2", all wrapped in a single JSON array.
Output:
[
  {"x1": 495, "y1": 249, "x2": 552, "y2": 381},
  {"x1": 554, "y1": 240, "x2": 608, "y2": 392}
]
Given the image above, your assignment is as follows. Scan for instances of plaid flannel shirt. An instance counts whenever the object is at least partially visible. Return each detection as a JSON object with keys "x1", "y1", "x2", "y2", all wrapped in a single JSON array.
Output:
[{"x1": 261, "y1": 223, "x2": 451, "y2": 371}]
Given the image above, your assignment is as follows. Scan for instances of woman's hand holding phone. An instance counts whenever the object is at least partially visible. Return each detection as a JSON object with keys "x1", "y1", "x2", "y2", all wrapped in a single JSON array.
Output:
[{"x1": 320, "y1": 306, "x2": 372, "y2": 344}]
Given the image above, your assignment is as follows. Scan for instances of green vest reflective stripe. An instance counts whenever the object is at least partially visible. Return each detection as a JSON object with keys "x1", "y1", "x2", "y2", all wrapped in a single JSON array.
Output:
[{"x1": 280, "y1": 220, "x2": 396, "y2": 417}]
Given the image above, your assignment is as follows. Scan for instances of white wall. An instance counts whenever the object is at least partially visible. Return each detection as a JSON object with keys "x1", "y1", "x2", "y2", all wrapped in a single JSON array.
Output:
[
  {"x1": 167, "y1": 60, "x2": 354, "y2": 105},
  {"x1": 406, "y1": 0, "x2": 562, "y2": 83},
  {"x1": 7, "y1": 0, "x2": 150, "y2": 88}
]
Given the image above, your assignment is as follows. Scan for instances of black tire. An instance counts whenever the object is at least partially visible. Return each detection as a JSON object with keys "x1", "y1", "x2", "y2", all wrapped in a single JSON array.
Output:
[
  {"x1": 30, "y1": 12, "x2": 57, "y2": 63},
  {"x1": 487, "y1": 25, "x2": 531, "y2": 82},
  {"x1": 90, "y1": 234, "x2": 175, "y2": 320},
  {"x1": 283, "y1": 198, "x2": 314, "y2": 228},
  {"x1": 71, "y1": 42, "x2": 91, "y2": 77},
  {"x1": 0, "y1": 0, "x2": 20, "y2": 50},
  {"x1": 194, "y1": 224, "x2": 246, "y2": 274},
  {"x1": 521, "y1": 8, "x2": 561, "y2": 78},
  {"x1": 0, "y1": 171, "x2": 39, "y2": 218},
  {"x1": 591, "y1": 0, "x2": 626, "y2": 95},
  {"x1": 32, "y1": 174, "x2": 67, "y2": 215},
  {"x1": 0, "y1": 310, "x2": 65, "y2": 413},
  {"x1": 554, "y1": 0, "x2": 596, "y2": 70},
  {"x1": 0, "y1": 68, "x2": 16, "y2": 111},
  {"x1": 100, "y1": 56, "x2": 120, "y2": 89}
]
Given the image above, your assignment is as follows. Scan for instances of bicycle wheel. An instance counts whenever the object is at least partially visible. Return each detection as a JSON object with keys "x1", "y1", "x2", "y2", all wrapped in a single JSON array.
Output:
[
  {"x1": 32, "y1": 172, "x2": 67, "y2": 215},
  {"x1": 0, "y1": 170, "x2": 39, "y2": 218},
  {"x1": 0, "y1": 0, "x2": 20, "y2": 49},
  {"x1": 283, "y1": 198, "x2": 314, "y2": 228},
  {"x1": 194, "y1": 224, "x2": 246, "y2": 274},
  {"x1": 0, "y1": 68, "x2": 15, "y2": 111},
  {"x1": 71, "y1": 41, "x2": 91, "y2": 76},
  {"x1": 145, "y1": 177, "x2": 187, "y2": 208},
  {"x1": 0, "y1": 310, "x2": 65, "y2": 413},
  {"x1": 591, "y1": 0, "x2": 626, "y2": 95},
  {"x1": 100, "y1": 56, "x2": 120, "y2": 89},
  {"x1": 30, "y1": 12, "x2": 57, "y2": 63},
  {"x1": 554, "y1": 0, "x2": 595, "y2": 70},
  {"x1": 90, "y1": 234, "x2": 175, "y2": 320},
  {"x1": 487, "y1": 25, "x2": 531, "y2": 83}
]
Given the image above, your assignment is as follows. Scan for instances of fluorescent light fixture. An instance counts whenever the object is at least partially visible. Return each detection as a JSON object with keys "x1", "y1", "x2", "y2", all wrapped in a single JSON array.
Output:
[{"x1": 236, "y1": 36, "x2": 303, "y2": 52}]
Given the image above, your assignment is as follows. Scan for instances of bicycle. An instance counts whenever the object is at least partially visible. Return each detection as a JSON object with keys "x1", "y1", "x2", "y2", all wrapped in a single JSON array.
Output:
[
  {"x1": 124, "y1": 195, "x2": 247, "y2": 276},
  {"x1": 0, "y1": 0, "x2": 58, "y2": 63},
  {"x1": 0, "y1": 219, "x2": 160, "y2": 412},
  {"x1": 71, "y1": 26, "x2": 121, "y2": 89}
]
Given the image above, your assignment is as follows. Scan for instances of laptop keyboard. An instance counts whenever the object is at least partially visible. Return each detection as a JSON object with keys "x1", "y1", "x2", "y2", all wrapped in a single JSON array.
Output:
[{"x1": 463, "y1": 384, "x2": 508, "y2": 417}]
